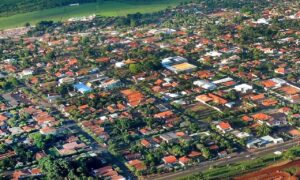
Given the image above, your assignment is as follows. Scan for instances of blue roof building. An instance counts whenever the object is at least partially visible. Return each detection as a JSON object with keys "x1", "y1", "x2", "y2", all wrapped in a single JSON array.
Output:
[{"x1": 74, "y1": 82, "x2": 92, "y2": 94}]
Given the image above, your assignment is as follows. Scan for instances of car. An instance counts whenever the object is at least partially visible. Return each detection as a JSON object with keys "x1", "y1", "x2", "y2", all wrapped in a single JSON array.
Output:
[{"x1": 274, "y1": 151, "x2": 282, "y2": 155}]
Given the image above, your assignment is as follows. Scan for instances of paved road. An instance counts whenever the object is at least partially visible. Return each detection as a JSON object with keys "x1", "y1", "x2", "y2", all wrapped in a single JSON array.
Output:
[{"x1": 144, "y1": 138, "x2": 300, "y2": 180}]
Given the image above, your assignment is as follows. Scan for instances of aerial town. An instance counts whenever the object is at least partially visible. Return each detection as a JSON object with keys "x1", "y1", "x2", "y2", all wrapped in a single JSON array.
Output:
[{"x1": 0, "y1": 0, "x2": 300, "y2": 179}]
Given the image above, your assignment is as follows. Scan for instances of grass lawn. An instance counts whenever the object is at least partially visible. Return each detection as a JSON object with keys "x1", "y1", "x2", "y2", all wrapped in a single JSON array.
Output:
[{"x1": 0, "y1": 0, "x2": 186, "y2": 29}]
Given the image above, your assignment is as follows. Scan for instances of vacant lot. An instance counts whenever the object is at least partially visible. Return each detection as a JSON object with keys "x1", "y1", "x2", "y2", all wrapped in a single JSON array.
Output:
[
  {"x1": 0, "y1": 0, "x2": 185, "y2": 29},
  {"x1": 186, "y1": 102, "x2": 219, "y2": 120}
]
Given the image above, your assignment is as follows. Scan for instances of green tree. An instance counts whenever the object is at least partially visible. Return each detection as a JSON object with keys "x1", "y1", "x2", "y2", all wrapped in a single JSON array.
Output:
[
  {"x1": 107, "y1": 140, "x2": 118, "y2": 155},
  {"x1": 256, "y1": 123, "x2": 271, "y2": 136},
  {"x1": 30, "y1": 133, "x2": 53, "y2": 149},
  {"x1": 201, "y1": 147, "x2": 211, "y2": 159},
  {"x1": 170, "y1": 145, "x2": 184, "y2": 156},
  {"x1": 283, "y1": 146, "x2": 300, "y2": 160},
  {"x1": 25, "y1": 22, "x2": 31, "y2": 27},
  {"x1": 145, "y1": 117, "x2": 155, "y2": 129},
  {"x1": 8, "y1": 77, "x2": 19, "y2": 87},
  {"x1": 130, "y1": 19, "x2": 137, "y2": 27},
  {"x1": 39, "y1": 157, "x2": 71, "y2": 179},
  {"x1": 129, "y1": 63, "x2": 142, "y2": 74},
  {"x1": 45, "y1": 51, "x2": 55, "y2": 60},
  {"x1": 0, "y1": 144, "x2": 7, "y2": 154}
]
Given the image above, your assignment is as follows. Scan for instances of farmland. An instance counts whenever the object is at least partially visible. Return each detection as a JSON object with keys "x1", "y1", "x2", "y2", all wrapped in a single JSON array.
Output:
[{"x1": 0, "y1": 0, "x2": 186, "y2": 29}]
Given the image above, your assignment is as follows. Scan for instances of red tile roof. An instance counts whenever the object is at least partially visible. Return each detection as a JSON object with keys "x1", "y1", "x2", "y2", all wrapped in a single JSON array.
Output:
[
  {"x1": 141, "y1": 139, "x2": 151, "y2": 147},
  {"x1": 176, "y1": 132, "x2": 185, "y2": 137},
  {"x1": 196, "y1": 94, "x2": 213, "y2": 103},
  {"x1": 274, "y1": 67, "x2": 286, "y2": 74},
  {"x1": 208, "y1": 93, "x2": 228, "y2": 105},
  {"x1": 261, "y1": 80, "x2": 277, "y2": 88},
  {"x1": 0, "y1": 114, "x2": 7, "y2": 121},
  {"x1": 163, "y1": 155, "x2": 177, "y2": 164},
  {"x1": 154, "y1": 110, "x2": 173, "y2": 118},
  {"x1": 252, "y1": 113, "x2": 271, "y2": 121},
  {"x1": 262, "y1": 99, "x2": 278, "y2": 106},
  {"x1": 121, "y1": 89, "x2": 144, "y2": 107},
  {"x1": 218, "y1": 121, "x2": 232, "y2": 130},
  {"x1": 179, "y1": 156, "x2": 190, "y2": 164},
  {"x1": 250, "y1": 94, "x2": 265, "y2": 101},
  {"x1": 188, "y1": 151, "x2": 202, "y2": 158},
  {"x1": 128, "y1": 159, "x2": 146, "y2": 171},
  {"x1": 288, "y1": 129, "x2": 300, "y2": 136},
  {"x1": 242, "y1": 115, "x2": 253, "y2": 122}
]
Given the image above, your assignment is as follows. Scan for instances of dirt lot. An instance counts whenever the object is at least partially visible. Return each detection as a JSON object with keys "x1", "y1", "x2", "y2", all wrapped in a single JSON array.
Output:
[
  {"x1": 186, "y1": 102, "x2": 219, "y2": 120},
  {"x1": 235, "y1": 159, "x2": 300, "y2": 180}
]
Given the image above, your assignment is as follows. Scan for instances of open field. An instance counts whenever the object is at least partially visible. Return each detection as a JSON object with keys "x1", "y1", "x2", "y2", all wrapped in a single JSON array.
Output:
[{"x1": 0, "y1": 0, "x2": 186, "y2": 29}]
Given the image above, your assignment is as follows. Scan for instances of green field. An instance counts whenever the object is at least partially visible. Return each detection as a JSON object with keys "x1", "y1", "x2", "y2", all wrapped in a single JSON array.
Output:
[{"x1": 0, "y1": 0, "x2": 185, "y2": 30}]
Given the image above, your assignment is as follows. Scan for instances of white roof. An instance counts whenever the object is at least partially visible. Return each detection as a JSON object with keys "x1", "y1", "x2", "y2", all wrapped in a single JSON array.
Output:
[
  {"x1": 260, "y1": 135, "x2": 283, "y2": 142},
  {"x1": 205, "y1": 51, "x2": 222, "y2": 57},
  {"x1": 193, "y1": 80, "x2": 207, "y2": 86},
  {"x1": 255, "y1": 18, "x2": 269, "y2": 24},
  {"x1": 166, "y1": 93, "x2": 179, "y2": 98},
  {"x1": 161, "y1": 56, "x2": 187, "y2": 64},
  {"x1": 115, "y1": 62, "x2": 125, "y2": 68},
  {"x1": 234, "y1": 83, "x2": 253, "y2": 91},
  {"x1": 231, "y1": 130, "x2": 250, "y2": 139},
  {"x1": 193, "y1": 80, "x2": 217, "y2": 90},
  {"x1": 271, "y1": 78, "x2": 286, "y2": 85},
  {"x1": 212, "y1": 77, "x2": 233, "y2": 84}
]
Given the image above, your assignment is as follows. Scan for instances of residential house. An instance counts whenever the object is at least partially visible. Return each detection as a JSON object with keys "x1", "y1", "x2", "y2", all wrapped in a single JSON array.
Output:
[
  {"x1": 216, "y1": 121, "x2": 233, "y2": 133},
  {"x1": 40, "y1": 126, "x2": 57, "y2": 135},
  {"x1": 163, "y1": 155, "x2": 177, "y2": 164},
  {"x1": 193, "y1": 80, "x2": 217, "y2": 90},
  {"x1": 234, "y1": 84, "x2": 253, "y2": 93},
  {"x1": 128, "y1": 159, "x2": 146, "y2": 171},
  {"x1": 178, "y1": 156, "x2": 190, "y2": 166},
  {"x1": 160, "y1": 132, "x2": 178, "y2": 144}
]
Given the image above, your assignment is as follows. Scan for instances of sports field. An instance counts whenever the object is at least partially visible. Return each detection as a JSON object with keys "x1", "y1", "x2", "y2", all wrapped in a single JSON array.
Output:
[{"x1": 0, "y1": 0, "x2": 185, "y2": 29}]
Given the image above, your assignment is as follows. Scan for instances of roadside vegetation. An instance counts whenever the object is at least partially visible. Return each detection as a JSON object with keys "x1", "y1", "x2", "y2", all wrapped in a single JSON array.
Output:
[{"x1": 180, "y1": 146, "x2": 300, "y2": 180}]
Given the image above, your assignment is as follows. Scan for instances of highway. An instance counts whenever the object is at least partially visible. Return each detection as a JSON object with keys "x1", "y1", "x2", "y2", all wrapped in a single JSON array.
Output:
[{"x1": 144, "y1": 138, "x2": 300, "y2": 180}]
